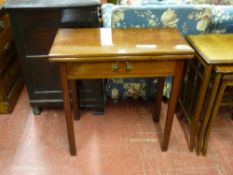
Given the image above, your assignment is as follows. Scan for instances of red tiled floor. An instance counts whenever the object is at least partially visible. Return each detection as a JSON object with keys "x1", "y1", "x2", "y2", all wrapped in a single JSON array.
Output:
[{"x1": 0, "y1": 87, "x2": 232, "y2": 175}]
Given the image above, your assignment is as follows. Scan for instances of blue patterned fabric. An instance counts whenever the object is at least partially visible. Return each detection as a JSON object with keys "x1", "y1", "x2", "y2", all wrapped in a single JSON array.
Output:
[
  {"x1": 101, "y1": 4, "x2": 212, "y2": 101},
  {"x1": 110, "y1": 5, "x2": 212, "y2": 34},
  {"x1": 119, "y1": 0, "x2": 233, "y2": 5},
  {"x1": 101, "y1": 3, "x2": 115, "y2": 28},
  {"x1": 210, "y1": 6, "x2": 233, "y2": 33}
]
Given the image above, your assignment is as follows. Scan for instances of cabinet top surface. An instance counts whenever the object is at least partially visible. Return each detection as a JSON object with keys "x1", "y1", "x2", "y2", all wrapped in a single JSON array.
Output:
[
  {"x1": 4, "y1": 0, "x2": 100, "y2": 9},
  {"x1": 187, "y1": 34, "x2": 233, "y2": 64},
  {"x1": 49, "y1": 28, "x2": 194, "y2": 62}
]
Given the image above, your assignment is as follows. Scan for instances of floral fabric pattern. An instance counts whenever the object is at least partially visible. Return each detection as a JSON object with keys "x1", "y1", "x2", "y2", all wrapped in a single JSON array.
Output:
[
  {"x1": 106, "y1": 78, "x2": 155, "y2": 101},
  {"x1": 120, "y1": 0, "x2": 165, "y2": 5},
  {"x1": 101, "y1": 4, "x2": 212, "y2": 101},
  {"x1": 219, "y1": 0, "x2": 233, "y2": 5},
  {"x1": 210, "y1": 6, "x2": 233, "y2": 33},
  {"x1": 101, "y1": 3, "x2": 116, "y2": 28},
  {"x1": 101, "y1": 1, "x2": 232, "y2": 101},
  {"x1": 181, "y1": 0, "x2": 219, "y2": 5},
  {"x1": 110, "y1": 5, "x2": 212, "y2": 35},
  {"x1": 119, "y1": 0, "x2": 233, "y2": 5},
  {"x1": 120, "y1": 0, "x2": 143, "y2": 5},
  {"x1": 161, "y1": 9, "x2": 179, "y2": 27},
  {"x1": 188, "y1": 8, "x2": 212, "y2": 31}
]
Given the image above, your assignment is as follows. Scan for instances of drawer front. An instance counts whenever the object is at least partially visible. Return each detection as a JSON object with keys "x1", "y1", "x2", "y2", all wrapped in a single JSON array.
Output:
[
  {"x1": 0, "y1": 13, "x2": 10, "y2": 39},
  {"x1": 1, "y1": 58, "x2": 21, "y2": 95},
  {"x1": 67, "y1": 61, "x2": 176, "y2": 79}
]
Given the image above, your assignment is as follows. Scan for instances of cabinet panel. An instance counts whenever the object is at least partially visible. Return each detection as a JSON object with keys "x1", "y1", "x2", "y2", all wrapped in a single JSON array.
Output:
[{"x1": 26, "y1": 59, "x2": 61, "y2": 99}]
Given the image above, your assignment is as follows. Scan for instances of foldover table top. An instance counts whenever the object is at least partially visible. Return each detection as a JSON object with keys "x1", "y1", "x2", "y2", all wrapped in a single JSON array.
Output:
[
  {"x1": 49, "y1": 28, "x2": 194, "y2": 62},
  {"x1": 187, "y1": 34, "x2": 233, "y2": 64}
]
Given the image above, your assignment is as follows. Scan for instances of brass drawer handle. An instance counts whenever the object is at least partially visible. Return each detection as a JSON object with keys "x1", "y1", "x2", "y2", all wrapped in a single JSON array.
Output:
[
  {"x1": 112, "y1": 62, "x2": 133, "y2": 71},
  {"x1": 0, "y1": 20, "x2": 4, "y2": 32},
  {"x1": 112, "y1": 62, "x2": 119, "y2": 71},
  {"x1": 126, "y1": 62, "x2": 133, "y2": 71},
  {"x1": 4, "y1": 42, "x2": 10, "y2": 51}
]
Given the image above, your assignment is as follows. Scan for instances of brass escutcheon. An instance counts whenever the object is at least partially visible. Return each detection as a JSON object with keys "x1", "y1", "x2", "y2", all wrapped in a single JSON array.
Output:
[
  {"x1": 111, "y1": 62, "x2": 119, "y2": 71},
  {"x1": 112, "y1": 62, "x2": 133, "y2": 72},
  {"x1": 126, "y1": 61, "x2": 133, "y2": 71}
]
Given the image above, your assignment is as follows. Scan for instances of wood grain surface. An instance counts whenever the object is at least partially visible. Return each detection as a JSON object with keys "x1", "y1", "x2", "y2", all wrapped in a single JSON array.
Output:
[
  {"x1": 66, "y1": 61, "x2": 176, "y2": 79},
  {"x1": 187, "y1": 34, "x2": 233, "y2": 64},
  {"x1": 215, "y1": 65, "x2": 233, "y2": 73},
  {"x1": 49, "y1": 28, "x2": 194, "y2": 62}
]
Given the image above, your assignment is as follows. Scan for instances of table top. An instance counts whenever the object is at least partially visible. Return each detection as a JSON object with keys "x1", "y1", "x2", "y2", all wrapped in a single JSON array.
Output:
[
  {"x1": 4, "y1": 0, "x2": 100, "y2": 9},
  {"x1": 187, "y1": 34, "x2": 233, "y2": 64},
  {"x1": 49, "y1": 28, "x2": 194, "y2": 62}
]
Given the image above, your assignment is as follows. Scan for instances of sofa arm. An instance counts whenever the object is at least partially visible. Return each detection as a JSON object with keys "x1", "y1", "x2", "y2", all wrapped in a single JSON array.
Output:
[
  {"x1": 210, "y1": 6, "x2": 233, "y2": 33},
  {"x1": 102, "y1": 4, "x2": 212, "y2": 35}
]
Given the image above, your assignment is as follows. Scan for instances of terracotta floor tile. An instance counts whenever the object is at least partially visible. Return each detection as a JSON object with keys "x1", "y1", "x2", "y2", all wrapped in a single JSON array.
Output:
[{"x1": 0, "y1": 87, "x2": 232, "y2": 175}]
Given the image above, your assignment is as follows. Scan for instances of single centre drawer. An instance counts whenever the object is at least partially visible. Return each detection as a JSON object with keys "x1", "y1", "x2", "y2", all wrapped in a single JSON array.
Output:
[{"x1": 67, "y1": 60, "x2": 176, "y2": 79}]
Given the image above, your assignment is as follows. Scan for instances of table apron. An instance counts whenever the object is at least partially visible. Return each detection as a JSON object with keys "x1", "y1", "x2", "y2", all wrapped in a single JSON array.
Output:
[{"x1": 66, "y1": 60, "x2": 177, "y2": 79}]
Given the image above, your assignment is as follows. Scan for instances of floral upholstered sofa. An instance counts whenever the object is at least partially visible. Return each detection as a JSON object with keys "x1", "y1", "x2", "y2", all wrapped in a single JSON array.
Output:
[{"x1": 101, "y1": 0, "x2": 233, "y2": 101}]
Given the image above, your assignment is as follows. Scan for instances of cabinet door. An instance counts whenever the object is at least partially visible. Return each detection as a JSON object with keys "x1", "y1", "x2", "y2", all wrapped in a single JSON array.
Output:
[{"x1": 9, "y1": 7, "x2": 104, "y2": 110}]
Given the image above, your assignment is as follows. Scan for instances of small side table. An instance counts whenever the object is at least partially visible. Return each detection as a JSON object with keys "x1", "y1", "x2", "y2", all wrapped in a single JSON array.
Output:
[
  {"x1": 49, "y1": 28, "x2": 194, "y2": 155},
  {"x1": 182, "y1": 34, "x2": 233, "y2": 155}
]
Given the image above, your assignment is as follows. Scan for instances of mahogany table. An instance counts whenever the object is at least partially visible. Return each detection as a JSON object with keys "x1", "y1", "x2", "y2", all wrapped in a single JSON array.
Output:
[{"x1": 49, "y1": 28, "x2": 194, "y2": 155}]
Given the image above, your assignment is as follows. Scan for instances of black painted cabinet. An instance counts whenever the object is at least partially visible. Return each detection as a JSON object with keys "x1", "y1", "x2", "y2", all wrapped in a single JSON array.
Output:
[{"x1": 5, "y1": 0, "x2": 105, "y2": 114}]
